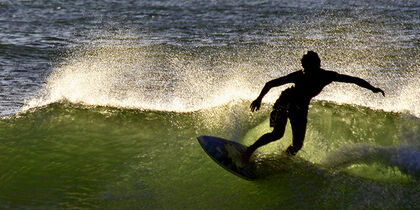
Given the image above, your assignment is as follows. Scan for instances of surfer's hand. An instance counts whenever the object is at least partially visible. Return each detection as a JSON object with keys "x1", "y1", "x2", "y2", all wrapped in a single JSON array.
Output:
[
  {"x1": 373, "y1": 87, "x2": 385, "y2": 97},
  {"x1": 250, "y1": 99, "x2": 261, "y2": 112}
]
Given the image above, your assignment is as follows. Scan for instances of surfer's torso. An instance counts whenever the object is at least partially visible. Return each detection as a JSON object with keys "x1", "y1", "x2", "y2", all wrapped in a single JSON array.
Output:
[{"x1": 279, "y1": 68, "x2": 338, "y2": 106}]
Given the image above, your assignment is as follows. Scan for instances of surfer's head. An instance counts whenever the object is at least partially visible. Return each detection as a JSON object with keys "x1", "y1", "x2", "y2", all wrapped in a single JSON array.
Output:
[{"x1": 301, "y1": 51, "x2": 321, "y2": 71}]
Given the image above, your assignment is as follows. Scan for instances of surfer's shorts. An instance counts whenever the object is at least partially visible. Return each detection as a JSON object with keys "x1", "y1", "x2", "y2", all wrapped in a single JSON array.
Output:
[
  {"x1": 270, "y1": 96, "x2": 308, "y2": 128},
  {"x1": 270, "y1": 102, "x2": 287, "y2": 128}
]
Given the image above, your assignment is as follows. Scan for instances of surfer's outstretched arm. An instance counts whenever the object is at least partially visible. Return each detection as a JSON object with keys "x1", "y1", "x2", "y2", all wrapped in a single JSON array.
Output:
[
  {"x1": 250, "y1": 71, "x2": 299, "y2": 112},
  {"x1": 334, "y1": 73, "x2": 385, "y2": 96}
]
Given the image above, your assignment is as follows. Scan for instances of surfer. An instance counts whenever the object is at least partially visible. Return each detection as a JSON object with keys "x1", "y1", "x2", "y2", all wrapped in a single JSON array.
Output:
[{"x1": 243, "y1": 51, "x2": 385, "y2": 161}]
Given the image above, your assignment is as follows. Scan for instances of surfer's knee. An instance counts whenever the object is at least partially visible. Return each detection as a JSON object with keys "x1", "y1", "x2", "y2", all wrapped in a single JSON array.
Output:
[
  {"x1": 271, "y1": 127, "x2": 285, "y2": 140},
  {"x1": 271, "y1": 132, "x2": 283, "y2": 141}
]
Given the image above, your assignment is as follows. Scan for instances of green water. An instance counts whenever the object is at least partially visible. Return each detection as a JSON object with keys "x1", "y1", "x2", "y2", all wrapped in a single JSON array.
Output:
[{"x1": 1, "y1": 101, "x2": 419, "y2": 208}]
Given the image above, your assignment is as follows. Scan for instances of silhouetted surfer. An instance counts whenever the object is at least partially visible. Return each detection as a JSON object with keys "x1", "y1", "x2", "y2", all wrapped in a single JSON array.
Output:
[{"x1": 243, "y1": 51, "x2": 385, "y2": 161}]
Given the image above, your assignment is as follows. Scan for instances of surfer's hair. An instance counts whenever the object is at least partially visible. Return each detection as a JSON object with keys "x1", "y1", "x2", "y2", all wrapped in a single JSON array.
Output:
[{"x1": 301, "y1": 51, "x2": 321, "y2": 69}]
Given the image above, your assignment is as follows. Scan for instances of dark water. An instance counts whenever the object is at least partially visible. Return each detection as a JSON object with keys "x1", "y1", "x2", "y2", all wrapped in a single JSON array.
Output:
[{"x1": 0, "y1": 0, "x2": 419, "y2": 208}]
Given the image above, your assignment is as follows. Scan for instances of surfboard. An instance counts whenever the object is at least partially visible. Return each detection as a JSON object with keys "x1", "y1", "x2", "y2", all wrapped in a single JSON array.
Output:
[{"x1": 197, "y1": 135, "x2": 257, "y2": 180}]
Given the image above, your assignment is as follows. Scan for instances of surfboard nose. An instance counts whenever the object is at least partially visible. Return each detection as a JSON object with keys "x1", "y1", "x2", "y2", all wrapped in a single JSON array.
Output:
[
  {"x1": 197, "y1": 135, "x2": 210, "y2": 147},
  {"x1": 196, "y1": 135, "x2": 257, "y2": 180}
]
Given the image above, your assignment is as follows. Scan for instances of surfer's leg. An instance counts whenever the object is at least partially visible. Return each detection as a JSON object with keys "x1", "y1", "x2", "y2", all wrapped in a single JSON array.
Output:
[
  {"x1": 243, "y1": 109, "x2": 287, "y2": 160},
  {"x1": 247, "y1": 126, "x2": 286, "y2": 153},
  {"x1": 285, "y1": 108, "x2": 308, "y2": 156}
]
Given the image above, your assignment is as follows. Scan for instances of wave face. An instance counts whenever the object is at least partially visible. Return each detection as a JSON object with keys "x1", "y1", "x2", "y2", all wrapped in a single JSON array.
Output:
[{"x1": 1, "y1": 101, "x2": 419, "y2": 208}]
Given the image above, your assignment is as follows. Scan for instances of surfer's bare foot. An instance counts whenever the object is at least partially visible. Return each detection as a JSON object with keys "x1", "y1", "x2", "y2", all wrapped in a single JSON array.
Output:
[
  {"x1": 281, "y1": 150, "x2": 292, "y2": 157},
  {"x1": 285, "y1": 145, "x2": 298, "y2": 156}
]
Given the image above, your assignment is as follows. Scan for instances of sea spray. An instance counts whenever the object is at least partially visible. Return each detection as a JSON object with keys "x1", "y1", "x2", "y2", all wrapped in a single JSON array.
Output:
[{"x1": 21, "y1": 31, "x2": 419, "y2": 118}]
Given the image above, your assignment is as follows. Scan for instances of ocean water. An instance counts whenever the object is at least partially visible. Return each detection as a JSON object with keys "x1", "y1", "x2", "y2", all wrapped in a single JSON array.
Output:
[{"x1": 0, "y1": 0, "x2": 419, "y2": 208}]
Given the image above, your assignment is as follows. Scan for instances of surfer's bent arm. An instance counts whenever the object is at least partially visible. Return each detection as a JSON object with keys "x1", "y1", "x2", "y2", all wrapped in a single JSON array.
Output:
[
  {"x1": 250, "y1": 72, "x2": 297, "y2": 112},
  {"x1": 334, "y1": 73, "x2": 385, "y2": 96}
]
